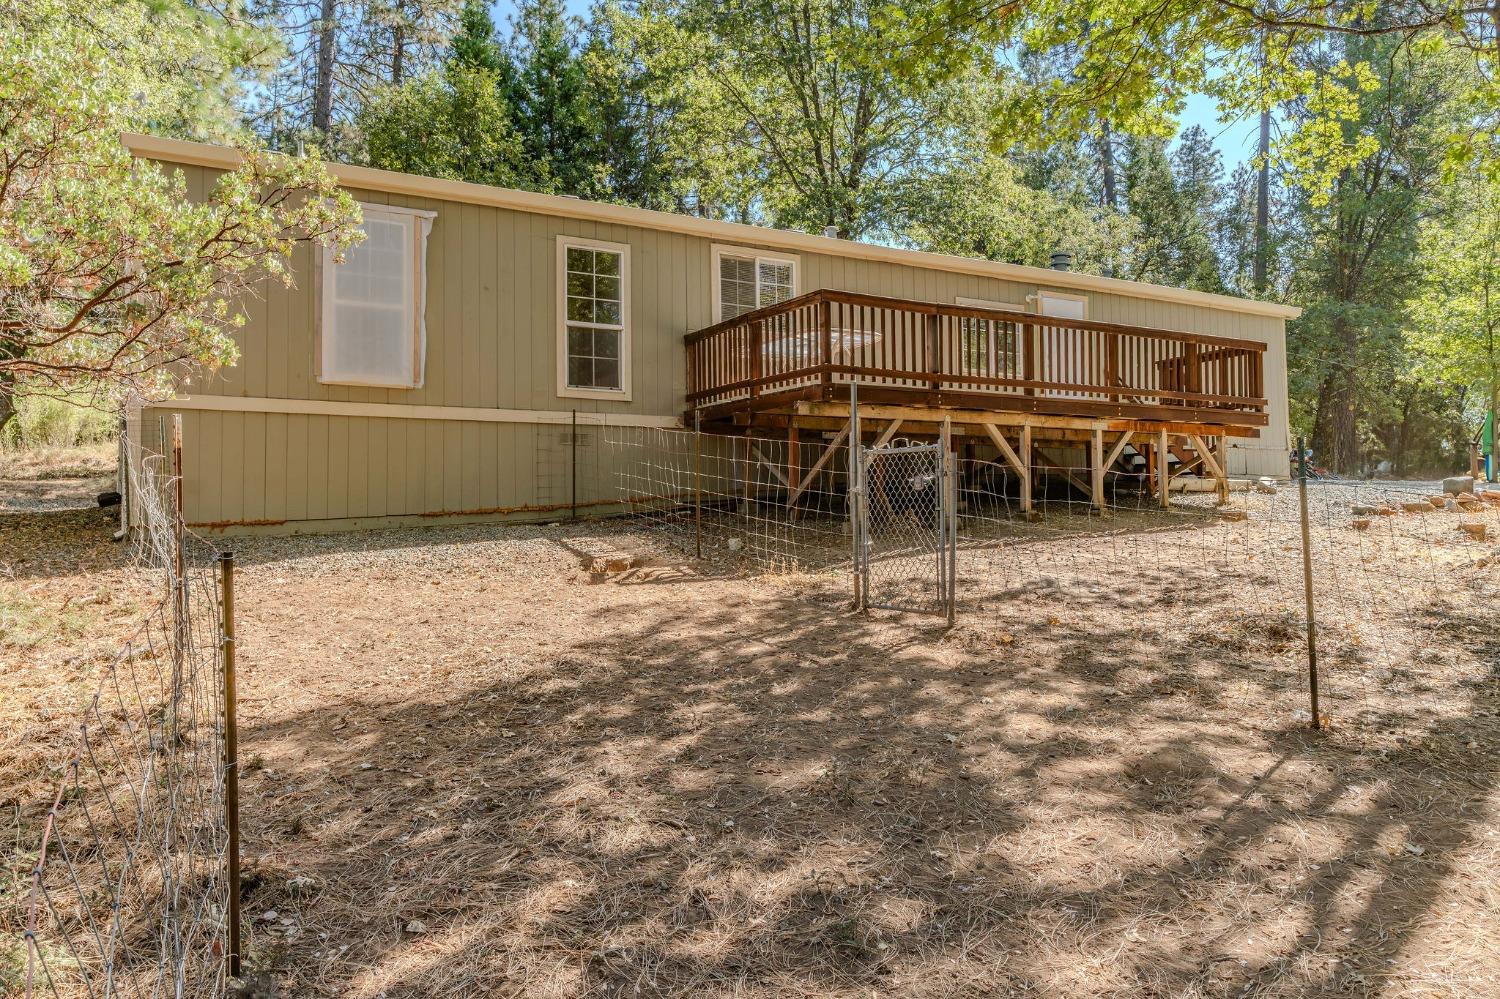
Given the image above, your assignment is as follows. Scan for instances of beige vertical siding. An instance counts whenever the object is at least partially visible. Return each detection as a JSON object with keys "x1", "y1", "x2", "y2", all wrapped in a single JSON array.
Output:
[{"x1": 152, "y1": 162, "x2": 1291, "y2": 529}]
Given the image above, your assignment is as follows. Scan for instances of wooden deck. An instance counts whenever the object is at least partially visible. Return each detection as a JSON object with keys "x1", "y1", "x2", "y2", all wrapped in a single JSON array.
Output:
[{"x1": 685, "y1": 289, "x2": 1268, "y2": 429}]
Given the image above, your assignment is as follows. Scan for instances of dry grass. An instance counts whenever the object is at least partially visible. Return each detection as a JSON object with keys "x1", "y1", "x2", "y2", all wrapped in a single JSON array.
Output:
[
  {"x1": 0, "y1": 444, "x2": 115, "y2": 482},
  {"x1": 0, "y1": 444, "x2": 117, "y2": 517},
  {"x1": 0, "y1": 509, "x2": 160, "y2": 997},
  {"x1": 5, "y1": 496, "x2": 1500, "y2": 998}
]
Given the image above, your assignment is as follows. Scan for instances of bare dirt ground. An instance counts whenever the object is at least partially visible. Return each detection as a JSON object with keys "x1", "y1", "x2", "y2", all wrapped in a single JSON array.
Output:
[{"x1": 5, "y1": 483, "x2": 1500, "y2": 998}]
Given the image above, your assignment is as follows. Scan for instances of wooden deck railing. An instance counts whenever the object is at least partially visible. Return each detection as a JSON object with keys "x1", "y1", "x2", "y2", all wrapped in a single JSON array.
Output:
[{"x1": 684, "y1": 289, "x2": 1268, "y2": 425}]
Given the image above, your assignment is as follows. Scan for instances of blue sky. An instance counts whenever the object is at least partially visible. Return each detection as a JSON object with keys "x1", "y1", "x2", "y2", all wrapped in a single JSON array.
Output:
[
  {"x1": 493, "y1": 0, "x2": 1254, "y2": 173},
  {"x1": 1179, "y1": 93, "x2": 1258, "y2": 173}
]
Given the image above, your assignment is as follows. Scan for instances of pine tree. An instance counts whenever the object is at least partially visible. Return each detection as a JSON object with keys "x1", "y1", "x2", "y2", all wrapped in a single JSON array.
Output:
[
  {"x1": 450, "y1": 0, "x2": 504, "y2": 74},
  {"x1": 509, "y1": 0, "x2": 594, "y2": 195}
]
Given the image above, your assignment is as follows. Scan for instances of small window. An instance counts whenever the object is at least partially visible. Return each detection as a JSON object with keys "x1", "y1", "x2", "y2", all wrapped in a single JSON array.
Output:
[
  {"x1": 557, "y1": 237, "x2": 631, "y2": 399},
  {"x1": 713, "y1": 245, "x2": 798, "y2": 322},
  {"x1": 319, "y1": 203, "x2": 434, "y2": 388}
]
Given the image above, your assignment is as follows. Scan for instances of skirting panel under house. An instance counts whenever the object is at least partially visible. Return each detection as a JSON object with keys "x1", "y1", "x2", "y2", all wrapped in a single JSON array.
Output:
[{"x1": 138, "y1": 400, "x2": 678, "y2": 533}]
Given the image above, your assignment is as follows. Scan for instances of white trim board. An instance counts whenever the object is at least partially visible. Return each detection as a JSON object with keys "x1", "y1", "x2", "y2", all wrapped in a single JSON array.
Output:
[
  {"x1": 123, "y1": 132, "x2": 1301, "y2": 321},
  {"x1": 152, "y1": 395, "x2": 683, "y2": 429},
  {"x1": 956, "y1": 296, "x2": 1024, "y2": 312}
]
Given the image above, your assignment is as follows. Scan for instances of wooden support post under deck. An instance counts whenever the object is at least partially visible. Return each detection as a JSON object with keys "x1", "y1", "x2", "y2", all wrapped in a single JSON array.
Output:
[
  {"x1": 1218, "y1": 434, "x2": 1231, "y2": 505},
  {"x1": 1157, "y1": 429, "x2": 1170, "y2": 508},
  {"x1": 1021, "y1": 423, "x2": 1032, "y2": 515},
  {"x1": 741, "y1": 431, "x2": 753, "y2": 512},
  {"x1": 871, "y1": 419, "x2": 905, "y2": 450},
  {"x1": 787, "y1": 425, "x2": 800, "y2": 499},
  {"x1": 850, "y1": 384, "x2": 862, "y2": 608},
  {"x1": 1090, "y1": 425, "x2": 1106, "y2": 513}
]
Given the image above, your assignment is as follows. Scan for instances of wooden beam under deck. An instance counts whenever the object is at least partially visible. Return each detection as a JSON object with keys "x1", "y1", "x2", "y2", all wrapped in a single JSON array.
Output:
[
  {"x1": 697, "y1": 399, "x2": 1263, "y2": 442},
  {"x1": 690, "y1": 385, "x2": 1269, "y2": 430}
]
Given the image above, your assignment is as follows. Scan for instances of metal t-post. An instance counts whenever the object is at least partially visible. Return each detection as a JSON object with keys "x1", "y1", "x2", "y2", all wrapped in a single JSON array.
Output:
[
  {"x1": 693, "y1": 409, "x2": 703, "y2": 559},
  {"x1": 219, "y1": 551, "x2": 241, "y2": 977},
  {"x1": 850, "y1": 382, "x2": 862, "y2": 609},
  {"x1": 941, "y1": 416, "x2": 956, "y2": 624},
  {"x1": 1296, "y1": 435, "x2": 1322, "y2": 729}
]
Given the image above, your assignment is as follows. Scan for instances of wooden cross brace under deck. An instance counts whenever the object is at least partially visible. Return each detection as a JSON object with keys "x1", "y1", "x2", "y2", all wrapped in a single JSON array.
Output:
[
  {"x1": 1189, "y1": 433, "x2": 1231, "y2": 506},
  {"x1": 980, "y1": 423, "x2": 1032, "y2": 514}
]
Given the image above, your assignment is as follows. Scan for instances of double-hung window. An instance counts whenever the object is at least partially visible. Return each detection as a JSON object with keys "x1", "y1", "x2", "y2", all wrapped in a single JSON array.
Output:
[
  {"x1": 558, "y1": 236, "x2": 631, "y2": 399},
  {"x1": 712, "y1": 245, "x2": 798, "y2": 322},
  {"x1": 319, "y1": 203, "x2": 434, "y2": 388}
]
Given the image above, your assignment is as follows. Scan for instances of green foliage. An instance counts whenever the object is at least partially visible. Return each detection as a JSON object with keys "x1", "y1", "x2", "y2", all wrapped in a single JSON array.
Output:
[
  {"x1": 248, "y1": 0, "x2": 463, "y2": 152},
  {"x1": 619, "y1": 0, "x2": 959, "y2": 237},
  {"x1": 1120, "y1": 130, "x2": 1226, "y2": 291},
  {"x1": 0, "y1": 0, "x2": 361, "y2": 424},
  {"x1": 450, "y1": 0, "x2": 507, "y2": 73},
  {"x1": 886, "y1": 1, "x2": 1498, "y2": 197},
  {"x1": 0, "y1": 396, "x2": 115, "y2": 450},
  {"x1": 1283, "y1": 35, "x2": 1467, "y2": 472},
  {"x1": 892, "y1": 78, "x2": 1138, "y2": 270},
  {"x1": 507, "y1": 0, "x2": 598, "y2": 196},
  {"x1": 360, "y1": 64, "x2": 532, "y2": 187},
  {"x1": 1407, "y1": 171, "x2": 1500, "y2": 427}
]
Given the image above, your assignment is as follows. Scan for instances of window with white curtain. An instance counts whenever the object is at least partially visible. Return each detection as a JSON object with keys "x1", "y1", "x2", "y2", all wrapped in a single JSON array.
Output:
[
  {"x1": 557, "y1": 236, "x2": 631, "y2": 400},
  {"x1": 712, "y1": 245, "x2": 798, "y2": 322},
  {"x1": 319, "y1": 203, "x2": 434, "y2": 388}
]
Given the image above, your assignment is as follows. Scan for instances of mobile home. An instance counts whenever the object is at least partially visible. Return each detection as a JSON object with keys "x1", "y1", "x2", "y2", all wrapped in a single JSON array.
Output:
[{"x1": 125, "y1": 133, "x2": 1298, "y2": 534}]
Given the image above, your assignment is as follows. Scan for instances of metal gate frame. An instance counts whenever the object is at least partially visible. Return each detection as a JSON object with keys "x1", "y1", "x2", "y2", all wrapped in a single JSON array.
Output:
[{"x1": 852, "y1": 411, "x2": 957, "y2": 621}]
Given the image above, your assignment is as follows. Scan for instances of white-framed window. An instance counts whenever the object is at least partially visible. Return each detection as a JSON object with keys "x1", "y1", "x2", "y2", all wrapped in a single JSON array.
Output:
[
  {"x1": 318, "y1": 203, "x2": 434, "y2": 388},
  {"x1": 711, "y1": 244, "x2": 798, "y2": 322},
  {"x1": 1036, "y1": 289, "x2": 1088, "y2": 321},
  {"x1": 557, "y1": 236, "x2": 631, "y2": 400},
  {"x1": 956, "y1": 296, "x2": 1024, "y2": 378}
]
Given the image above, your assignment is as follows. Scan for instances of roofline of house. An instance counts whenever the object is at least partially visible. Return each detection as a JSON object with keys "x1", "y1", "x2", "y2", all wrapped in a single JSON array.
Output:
[{"x1": 123, "y1": 132, "x2": 1302, "y2": 321}]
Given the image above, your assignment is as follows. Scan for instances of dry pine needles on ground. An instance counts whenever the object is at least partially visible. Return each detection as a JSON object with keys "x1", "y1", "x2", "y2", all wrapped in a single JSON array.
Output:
[{"x1": 5, "y1": 480, "x2": 1500, "y2": 998}]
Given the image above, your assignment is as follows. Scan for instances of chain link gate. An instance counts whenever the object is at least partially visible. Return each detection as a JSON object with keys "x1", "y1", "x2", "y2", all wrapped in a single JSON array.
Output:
[{"x1": 854, "y1": 436, "x2": 957, "y2": 620}]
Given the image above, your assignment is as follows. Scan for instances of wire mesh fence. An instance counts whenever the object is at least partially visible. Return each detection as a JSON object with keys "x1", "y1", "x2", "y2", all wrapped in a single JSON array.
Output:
[
  {"x1": 605, "y1": 422, "x2": 1500, "y2": 741},
  {"x1": 16, "y1": 413, "x2": 237, "y2": 999},
  {"x1": 607, "y1": 424, "x2": 854, "y2": 571}
]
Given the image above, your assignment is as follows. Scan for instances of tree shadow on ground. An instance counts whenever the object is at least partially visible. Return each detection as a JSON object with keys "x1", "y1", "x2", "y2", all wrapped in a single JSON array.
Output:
[{"x1": 226, "y1": 519, "x2": 1500, "y2": 998}]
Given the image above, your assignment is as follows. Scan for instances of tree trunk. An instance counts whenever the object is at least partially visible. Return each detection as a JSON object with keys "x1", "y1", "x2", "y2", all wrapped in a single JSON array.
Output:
[
  {"x1": 1253, "y1": 110, "x2": 1270, "y2": 294},
  {"x1": 1311, "y1": 318, "x2": 1360, "y2": 474},
  {"x1": 1392, "y1": 392, "x2": 1415, "y2": 477},
  {"x1": 0, "y1": 382, "x2": 15, "y2": 439},
  {"x1": 1099, "y1": 120, "x2": 1117, "y2": 211},
  {"x1": 312, "y1": 0, "x2": 338, "y2": 134},
  {"x1": 392, "y1": 21, "x2": 405, "y2": 86}
]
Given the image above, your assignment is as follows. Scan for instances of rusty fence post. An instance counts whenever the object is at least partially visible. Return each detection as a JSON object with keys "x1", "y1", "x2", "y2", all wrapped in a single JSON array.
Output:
[
  {"x1": 172, "y1": 414, "x2": 185, "y2": 617},
  {"x1": 219, "y1": 550, "x2": 242, "y2": 977},
  {"x1": 1296, "y1": 436, "x2": 1322, "y2": 730},
  {"x1": 693, "y1": 409, "x2": 703, "y2": 559}
]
